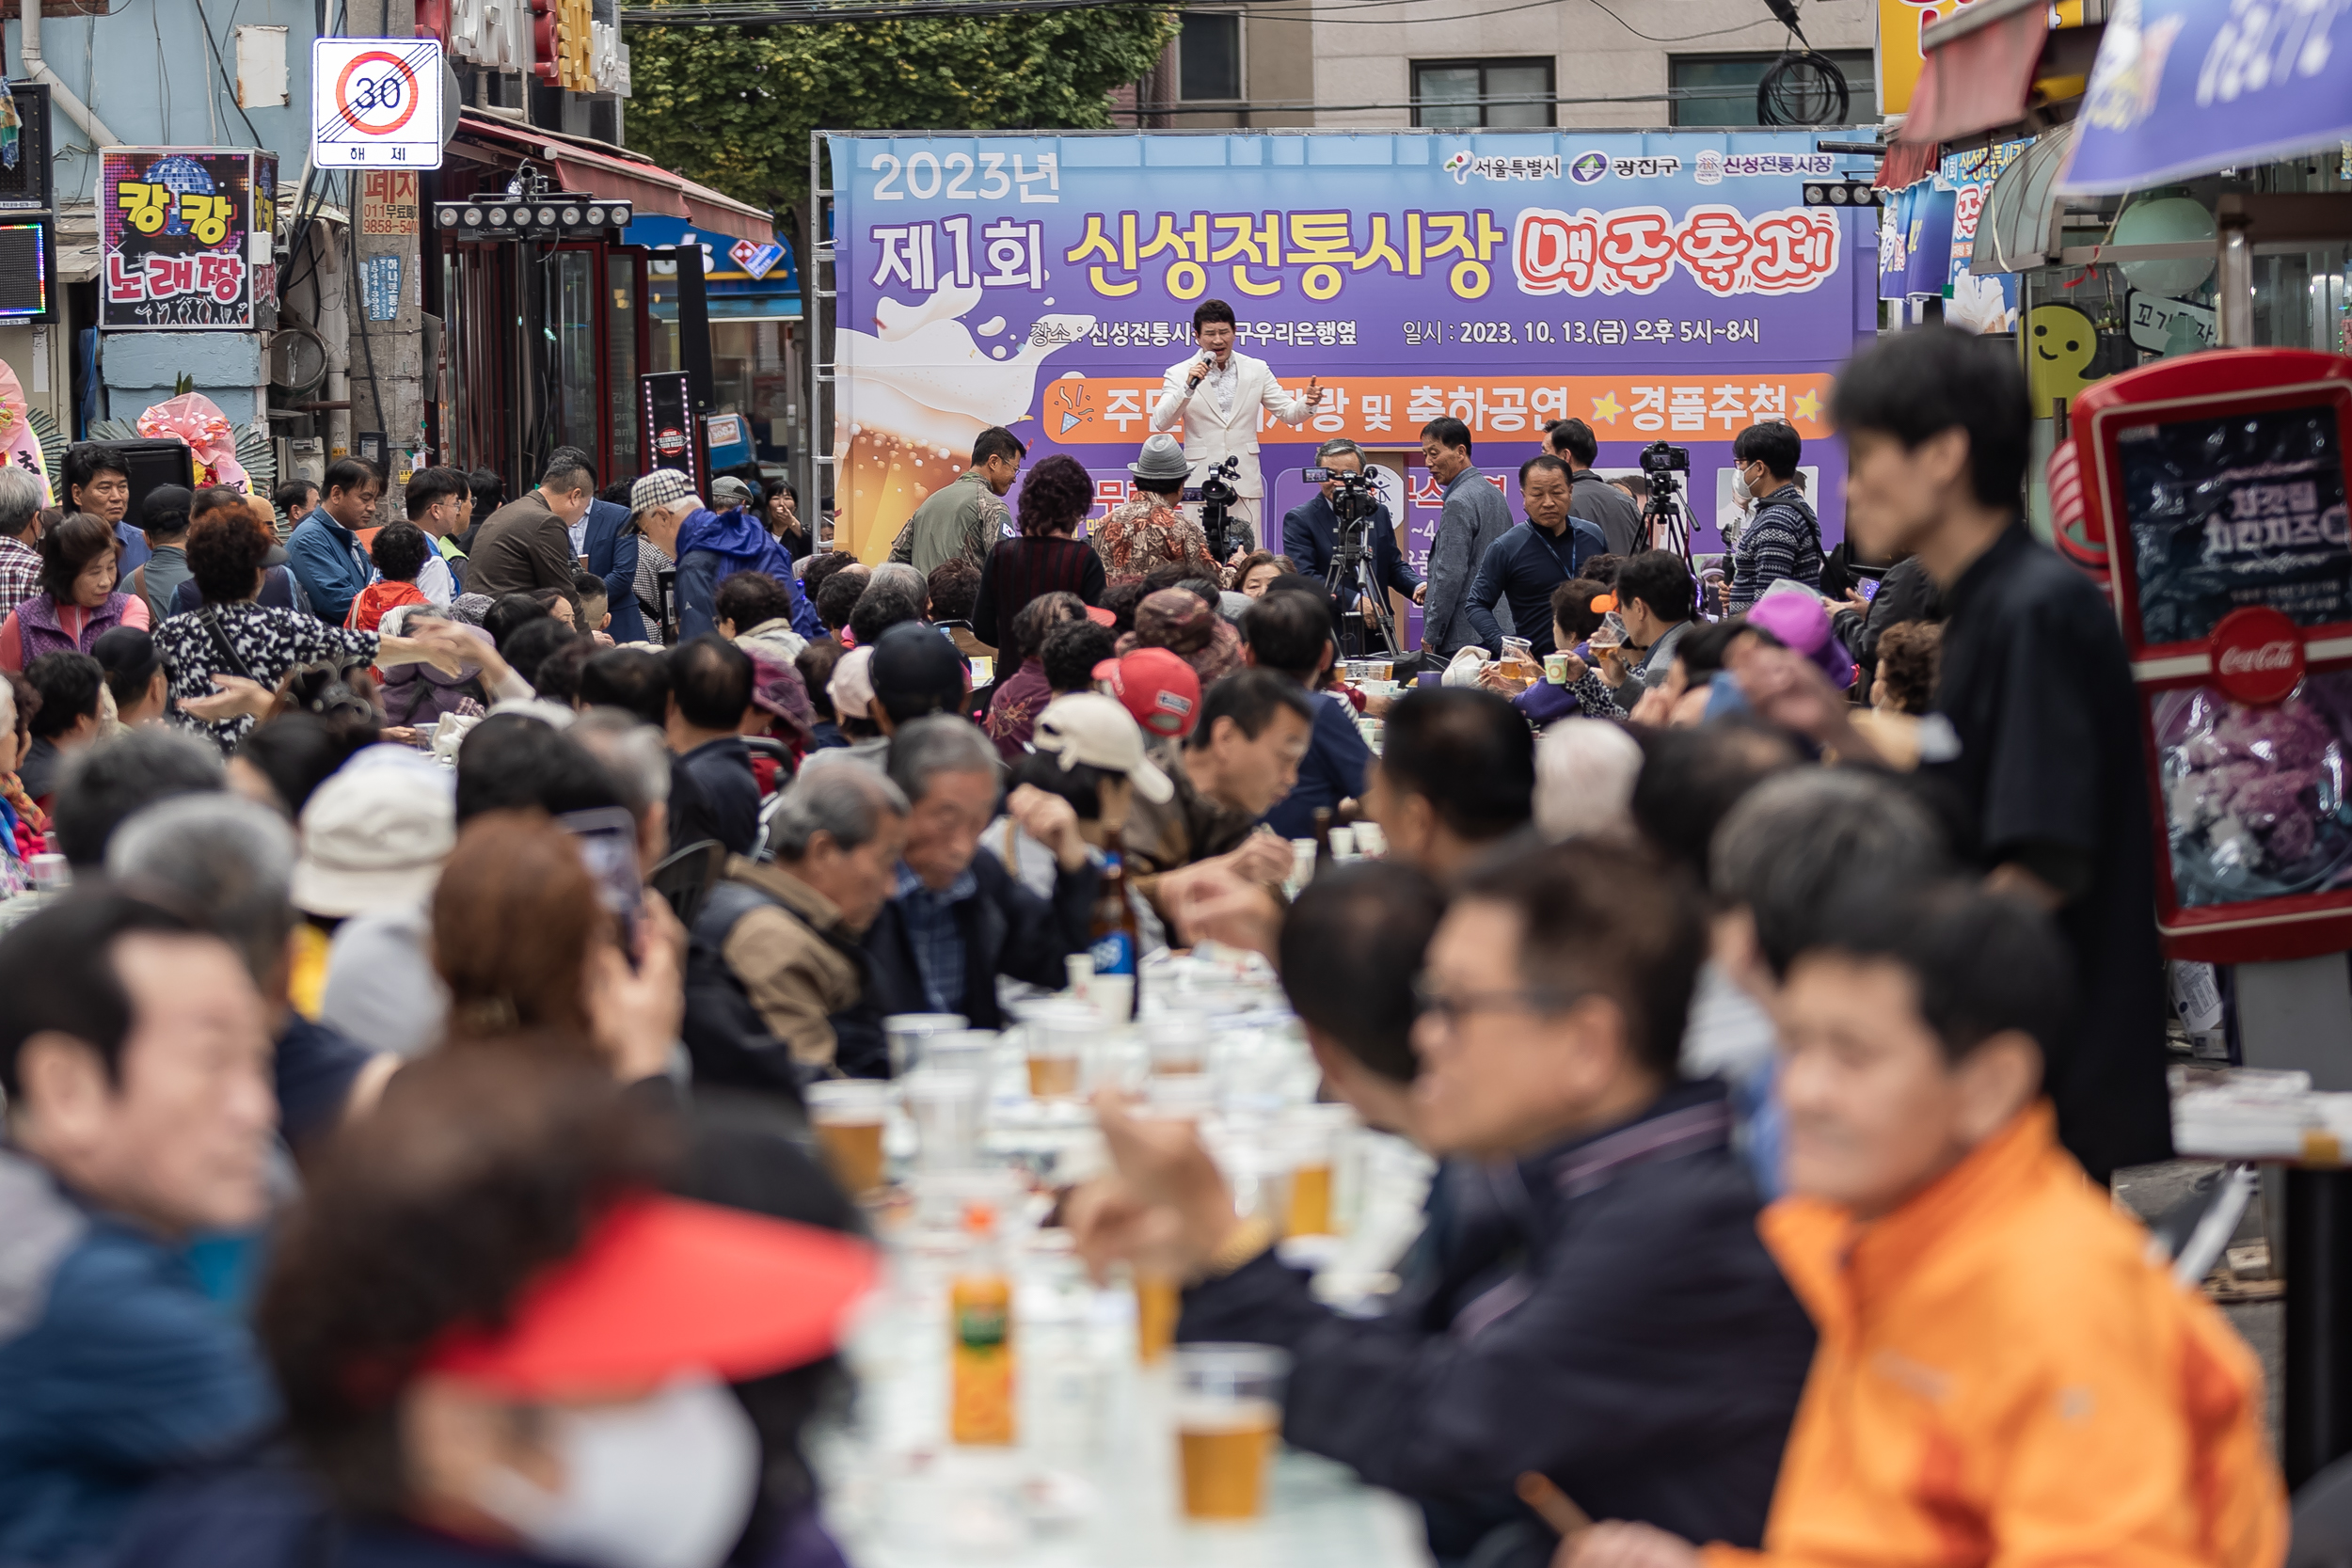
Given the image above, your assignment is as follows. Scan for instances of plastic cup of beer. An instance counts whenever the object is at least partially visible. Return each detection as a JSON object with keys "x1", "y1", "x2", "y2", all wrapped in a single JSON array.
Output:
[
  {"x1": 901, "y1": 1067, "x2": 986, "y2": 1171},
  {"x1": 1027, "y1": 1016, "x2": 1090, "y2": 1100},
  {"x1": 1282, "y1": 1105, "x2": 1355, "y2": 1237},
  {"x1": 805, "y1": 1079, "x2": 893, "y2": 1196},
  {"x1": 1135, "y1": 1272, "x2": 1180, "y2": 1365},
  {"x1": 1498, "y1": 636, "x2": 1537, "y2": 693},
  {"x1": 1145, "y1": 1011, "x2": 1209, "y2": 1077},
  {"x1": 1175, "y1": 1343, "x2": 1290, "y2": 1520},
  {"x1": 883, "y1": 1012, "x2": 968, "y2": 1077},
  {"x1": 1090, "y1": 974, "x2": 1136, "y2": 1024}
]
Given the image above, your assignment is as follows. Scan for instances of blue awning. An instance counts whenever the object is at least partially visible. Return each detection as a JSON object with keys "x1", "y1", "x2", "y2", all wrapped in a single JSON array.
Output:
[
  {"x1": 651, "y1": 296, "x2": 803, "y2": 323},
  {"x1": 2061, "y1": 0, "x2": 2352, "y2": 194},
  {"x1": 628, "y1": 213, "x2": 802, "y2": 302}
]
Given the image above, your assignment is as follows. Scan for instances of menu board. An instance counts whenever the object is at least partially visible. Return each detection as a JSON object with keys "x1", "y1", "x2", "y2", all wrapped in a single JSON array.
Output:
[
  {"x1": 101, "y1": 149, "x2": 277, "y2": 330},
  {"x1": 2122, "y1": 401, "x2": 2352, "y2": 645}
]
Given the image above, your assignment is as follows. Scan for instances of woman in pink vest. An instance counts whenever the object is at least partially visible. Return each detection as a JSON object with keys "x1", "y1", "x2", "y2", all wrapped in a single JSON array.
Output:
[{"x1": 0, "y1": 513, "x2": 148, "y2": 672}]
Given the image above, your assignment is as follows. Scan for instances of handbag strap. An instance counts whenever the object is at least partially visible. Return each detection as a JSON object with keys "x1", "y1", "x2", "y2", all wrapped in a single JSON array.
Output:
[{"x1": 198, "y1": 606, "x2": 261, "y2": 684}]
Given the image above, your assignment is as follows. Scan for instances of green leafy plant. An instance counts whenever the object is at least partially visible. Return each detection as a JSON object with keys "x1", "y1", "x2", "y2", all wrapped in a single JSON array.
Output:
[{"x1": 625, "y1": 4, "x2": 1178, "y2": 235}]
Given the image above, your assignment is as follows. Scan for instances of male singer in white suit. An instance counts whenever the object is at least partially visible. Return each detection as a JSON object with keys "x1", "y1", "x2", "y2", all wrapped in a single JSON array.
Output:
[{"x1": 1151, "y1": 297, "x2": 1326, "y2": 551}]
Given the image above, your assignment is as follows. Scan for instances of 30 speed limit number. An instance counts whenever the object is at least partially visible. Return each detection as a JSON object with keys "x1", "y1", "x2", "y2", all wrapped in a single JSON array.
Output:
[{"x1": 311, "y1": 38, "x2": 444, "y2": 169}]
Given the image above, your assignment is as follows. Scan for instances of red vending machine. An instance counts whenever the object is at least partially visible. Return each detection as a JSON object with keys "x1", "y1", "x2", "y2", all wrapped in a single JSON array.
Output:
[{"x1": 2075, "y1": 349, "x2": 2352, "y2": 963}]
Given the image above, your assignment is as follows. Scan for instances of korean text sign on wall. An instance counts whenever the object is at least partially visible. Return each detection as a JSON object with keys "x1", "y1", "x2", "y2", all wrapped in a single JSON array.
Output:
[
  {"x1": 828, "y1": 131, "x2": 1878, "y2": 556},
  {"x1": 101, "y1": 148, "x2": 278, "y2": 331}
]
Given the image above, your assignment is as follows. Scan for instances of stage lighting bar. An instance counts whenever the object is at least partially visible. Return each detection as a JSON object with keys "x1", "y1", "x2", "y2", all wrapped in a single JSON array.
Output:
[
  {"x1": 1801, "y1": 181, "x2": 1882, "y2": 209},
  {"x1": 435, "y1": 195, "x2": 633, "y2": 241}
]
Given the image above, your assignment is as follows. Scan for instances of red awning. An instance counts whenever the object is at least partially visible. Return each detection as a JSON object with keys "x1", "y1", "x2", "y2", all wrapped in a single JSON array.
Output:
[
  {"x1": 453, "y1": 114, "x2": 772, "y2": 245},
  {"x1": 1874, "y1": 139, "x2": 1940, "y2": 191},
  {"x1": 1898, "y1": 0, "x2": 2049, "y2": 150}
]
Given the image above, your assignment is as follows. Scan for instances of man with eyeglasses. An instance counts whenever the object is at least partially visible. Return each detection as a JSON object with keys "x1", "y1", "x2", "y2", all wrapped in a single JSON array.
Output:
[{"x1": 1073, "y1": 838, "x2": 1814, "y2": 1568}]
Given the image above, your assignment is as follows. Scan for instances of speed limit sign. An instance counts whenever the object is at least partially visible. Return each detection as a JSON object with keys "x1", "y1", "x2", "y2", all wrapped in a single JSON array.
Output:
[{"x1": 312, "y1": 38, "x2": 445, "y2": 169}]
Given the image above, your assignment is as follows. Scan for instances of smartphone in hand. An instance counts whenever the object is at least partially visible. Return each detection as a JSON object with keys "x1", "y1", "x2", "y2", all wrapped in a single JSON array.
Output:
[{"x1": 559, "y1": 807, "x2": 644, "y2": 968}]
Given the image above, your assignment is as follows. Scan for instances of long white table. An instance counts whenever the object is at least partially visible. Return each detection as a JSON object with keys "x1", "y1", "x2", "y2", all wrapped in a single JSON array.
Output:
[{"x1": 815, "y1": 1244, "x2": 1435, "y2": 1568}]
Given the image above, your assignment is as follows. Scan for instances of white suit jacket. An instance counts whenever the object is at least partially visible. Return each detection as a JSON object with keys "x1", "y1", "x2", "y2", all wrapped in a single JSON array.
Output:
[{"x1": 1149, "y1": 349, "x2": 1311, "y2": 500}]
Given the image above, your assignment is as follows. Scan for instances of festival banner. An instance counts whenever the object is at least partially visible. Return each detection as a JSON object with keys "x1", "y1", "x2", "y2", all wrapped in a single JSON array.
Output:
[
  {"x1": 101, "y1": 148, "x2": 278, "y2": 331},
  {"x1": 827, "y1": 130, "x2": 1881, "y2": 567}
]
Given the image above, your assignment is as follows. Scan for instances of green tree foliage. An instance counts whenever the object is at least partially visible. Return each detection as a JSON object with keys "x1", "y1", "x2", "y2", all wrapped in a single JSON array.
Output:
[{"x1": 625, "y1": 6, "x2": 1180, "y2": 220}]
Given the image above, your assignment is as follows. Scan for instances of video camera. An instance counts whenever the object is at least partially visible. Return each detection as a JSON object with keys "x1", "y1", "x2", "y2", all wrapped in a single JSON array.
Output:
[
  {"x1": 1188, "y1": 455, "x2": 1243, "y2": 561},
  {"x1": 1302, "y1": 465, "x2": 1381, "y2": 524},
  {"x1": 1638, "y1": 440, "x2": 1691, "y2": 475}
]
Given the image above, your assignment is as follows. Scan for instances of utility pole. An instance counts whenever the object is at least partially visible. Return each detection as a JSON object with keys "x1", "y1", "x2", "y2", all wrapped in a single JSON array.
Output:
[{"x1": 345, "y1": 0, "x2": 428, "y2": 526}]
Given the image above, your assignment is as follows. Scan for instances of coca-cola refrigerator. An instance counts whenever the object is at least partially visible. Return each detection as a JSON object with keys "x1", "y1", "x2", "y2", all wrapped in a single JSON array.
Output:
[{"x1": 2073, "y1": 348, "x2": 2352, "y2": 962}]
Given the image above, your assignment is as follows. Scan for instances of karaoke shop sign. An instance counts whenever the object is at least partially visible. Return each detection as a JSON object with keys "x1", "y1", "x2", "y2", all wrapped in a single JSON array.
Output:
[
  {"x1": 826, "y1": 130, "x2": 1879, "y2": 558},
  {"x1": 101, "y1": 148, "x2": 278, "y2": 330}
]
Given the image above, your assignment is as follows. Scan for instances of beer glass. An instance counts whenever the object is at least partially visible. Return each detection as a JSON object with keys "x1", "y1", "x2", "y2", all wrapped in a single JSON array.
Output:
[
  {"x1": 901, "y1": 1068, "x2": 986, "y2": 1172},
  {"x1": 1026, "y1": 1015, "x2": 1089, "y2": 1100},
  {"x1": 1283, "y1": 1104, "x2": 1355, "y2": 1238},
  {"x1": 1145, "y1": 1010, "x2": 1209, "y2": 1077},
  {"x1": 883, "y1": 1012, "x2": 968, "y2": 1077},
  {"x1": 805, "y1": 1080, "x2": 893, "y2": 1196},
  {"x1": 1175, "y1": 1343, "x2": 1290, "y2": 1519}
]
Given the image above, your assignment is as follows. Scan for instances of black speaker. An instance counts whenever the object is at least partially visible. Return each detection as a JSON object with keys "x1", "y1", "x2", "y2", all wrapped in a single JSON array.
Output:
[
  {"x1": 68, "y1": 439, "x2": 196, "y2": 525},
  {"x1": 0, "y1": 84, "x2": 55, "y2": 214}
]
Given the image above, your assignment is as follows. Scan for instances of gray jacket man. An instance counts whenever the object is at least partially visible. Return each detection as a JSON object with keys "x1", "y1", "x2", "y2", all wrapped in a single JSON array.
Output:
[{"x1": 1419, "y1": 418, "x2": 1514, "y2": 666}]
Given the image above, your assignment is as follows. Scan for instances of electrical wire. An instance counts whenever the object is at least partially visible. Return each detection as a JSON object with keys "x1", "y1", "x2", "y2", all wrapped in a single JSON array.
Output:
[
  {"x1": 1583, "y1": 0, "x2": 1787, "y2": 43},
  {"x1": 624, "y1": 0, "x2": 1811, "y2": 24},
  {"x1": 347, "y1": 210, "x2": 386, "y2": 446},
  {"x1": 193, "y1": 0, "x2": 272, "y2": 150}
]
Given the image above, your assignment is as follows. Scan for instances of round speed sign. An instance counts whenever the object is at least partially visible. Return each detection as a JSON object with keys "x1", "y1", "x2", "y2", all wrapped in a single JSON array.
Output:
[
  {"x1": 333, "y1": 52, "x2": 421, "y2": 136},
  {"x1": 311, "y1": 38, "x2": 446, "y2": 169}
]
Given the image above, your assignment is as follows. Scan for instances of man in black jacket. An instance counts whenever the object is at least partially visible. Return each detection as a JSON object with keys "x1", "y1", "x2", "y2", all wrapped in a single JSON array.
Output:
[
  {"x1": 1281, "y1": 439, "x2": 1424, "y2": 646},
  {"x1": 1073, "y1": 837, "x2": 1814, "y2": 1566},
  {"x1": 854, "y1": 716, "x2": 1097, "y2": 1046}
]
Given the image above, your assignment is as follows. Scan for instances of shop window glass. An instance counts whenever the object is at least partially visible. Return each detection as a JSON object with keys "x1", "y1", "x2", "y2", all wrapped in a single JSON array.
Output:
[
  {"x1": 1668, "y1": 52, "x2": 1875, "y2": 128},
  {"x1": 608, "y1": 251, "x2": 640, "y2": 478},
  {"x1": 550, "y1": 248, "x2": 600, "y2": 460}
]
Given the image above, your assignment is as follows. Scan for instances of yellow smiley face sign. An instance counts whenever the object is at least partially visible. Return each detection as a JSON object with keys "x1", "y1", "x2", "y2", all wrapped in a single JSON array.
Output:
[{"x1": 2027, "y1": 305, "x2": 2099, "y2": 417}]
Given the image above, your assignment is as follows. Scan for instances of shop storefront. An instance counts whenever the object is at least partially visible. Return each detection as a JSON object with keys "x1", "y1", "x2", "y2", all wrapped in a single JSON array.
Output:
[
  {"x1": 630, "y1": 214, "x2": 803, "y2": 490},
  {"x1": 424, "y1": 114, "x2": 771, "y2": 497},
  {"x1": 1879, "y1": 0, "x2": 2352, "y2": 541}
]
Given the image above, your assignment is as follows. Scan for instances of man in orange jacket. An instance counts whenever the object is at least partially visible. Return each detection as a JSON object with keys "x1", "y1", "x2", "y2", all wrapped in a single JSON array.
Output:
[{"x1": 1565, "y1": 880, "x2": 2285, "y2": 1568}]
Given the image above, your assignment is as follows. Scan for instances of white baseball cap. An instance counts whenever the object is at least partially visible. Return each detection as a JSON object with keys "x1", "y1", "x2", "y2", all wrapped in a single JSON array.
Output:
[
  {"x1": 828, "y1": 645, "x2": 876, "y2": 722},
  {"x1": 290, "y1": 763, "x2": 456, "y2": 916},
  {"x1": 1031, "y1": 692, "x2": 1173, "y2": 803}
]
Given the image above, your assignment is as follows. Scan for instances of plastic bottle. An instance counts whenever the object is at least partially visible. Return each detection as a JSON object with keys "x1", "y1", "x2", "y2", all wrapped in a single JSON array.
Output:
[{"x1": 948, "y1": 1201, "x2": 1016, "y2": 1445}]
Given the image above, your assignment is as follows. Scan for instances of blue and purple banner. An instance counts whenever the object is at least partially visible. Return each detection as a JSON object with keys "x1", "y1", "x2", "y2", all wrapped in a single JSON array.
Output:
[
  {"x1": 827, "y1": 130, "x2": 1881, "y2": 572},
  {"x1": 2062, "y1": 0, "x2": 2352, "y2": 195}
]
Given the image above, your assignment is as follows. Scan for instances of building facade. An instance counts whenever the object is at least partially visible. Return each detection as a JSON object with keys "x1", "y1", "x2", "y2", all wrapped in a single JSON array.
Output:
[{"x1": 1122, "y1": 0, "x2": 1878, "y2": 133}]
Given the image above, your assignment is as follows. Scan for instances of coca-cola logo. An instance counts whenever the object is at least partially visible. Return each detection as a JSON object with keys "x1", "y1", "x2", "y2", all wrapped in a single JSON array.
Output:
[
  {"x1": 2218, "y1": 641, "x2": 2298, "y2": 674},
  {"x1": 2210, "y1": 606, "x2": 2305, "y2": 706}
]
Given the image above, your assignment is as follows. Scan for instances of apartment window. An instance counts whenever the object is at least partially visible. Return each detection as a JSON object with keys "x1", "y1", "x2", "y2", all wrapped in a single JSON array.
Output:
[
  {"x1": 1668, "y1": 52, "x2": 1877, "y2": 127},
  {"x1": 1180, "y1": 13, "x2": 1242, "y2": 102},
  {"x1": 1412, "y1": 58, "x2": 1555, "y2": 129}
]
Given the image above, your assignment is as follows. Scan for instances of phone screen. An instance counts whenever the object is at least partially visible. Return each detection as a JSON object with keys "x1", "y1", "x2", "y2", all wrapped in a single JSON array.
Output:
[
  {"x1": 558, "y1": 807, "x2": 644, "y2": 967},
  {"x1": 1858, "y1": 578, "x2": 1882, "y2": 602}
]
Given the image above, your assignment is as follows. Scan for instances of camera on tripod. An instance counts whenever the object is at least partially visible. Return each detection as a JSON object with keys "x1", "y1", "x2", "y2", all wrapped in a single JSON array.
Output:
[
  {"x1": 1639, "y1": 440, "x2": 1691, "y2": 476},
  {"x1": 1185, "y1": 456, "x2": 1244, "y2": 561},
  {"x1": 1303, "y1": 465, "x2": 1380, "y2": 524}
]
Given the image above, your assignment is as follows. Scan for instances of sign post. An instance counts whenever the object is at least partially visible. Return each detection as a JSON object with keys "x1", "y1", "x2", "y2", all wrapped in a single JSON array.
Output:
[{"x1": 311, "y1": 37, "x2": 445, "y2": 170}]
